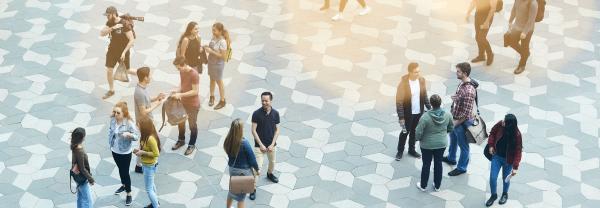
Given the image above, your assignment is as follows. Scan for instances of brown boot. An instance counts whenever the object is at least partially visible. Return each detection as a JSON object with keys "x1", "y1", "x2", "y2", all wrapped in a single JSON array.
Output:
[
  {"x1": 214, "y1": 99, "x2": 226, "y2": 110},
  {"x1": 184, "y1": 145, "x2": 195, "y2": 156},
  {"x1": 172, "y1": 140, "x2": 185, "y2": 150}
]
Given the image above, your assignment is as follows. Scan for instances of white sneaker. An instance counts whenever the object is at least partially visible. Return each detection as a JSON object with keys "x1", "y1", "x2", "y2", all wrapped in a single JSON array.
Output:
[
  {"x1": 331, "y1": 13, "x2": 343, "y2": 21},
  {"x1": 416, "y1": 182, "x2": 426, "y2": 192},
  {"x1": 359, "y1": 6, "x2": 371, "y2": 16},
  {"x1": 433, "y1": 182, "x2": 440, "y2": 192}
]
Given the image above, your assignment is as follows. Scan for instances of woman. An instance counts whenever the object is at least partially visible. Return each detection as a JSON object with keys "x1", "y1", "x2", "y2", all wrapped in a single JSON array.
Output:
[
  {"x1": 486, "y1": 114, "x2": 522, "y2": 207},
  {"x1": 224, "y1": 118, "x2": 259, "y2": 208},
  {"x1": 108, "y1": 101, "x2": 140, "y2": 206},
  {"x1": 414, "y1": 94, "x2": 453, "y2": 192},
  {"x1": 177, "y1": 21, "x2": 205, "y2": 74},
  {"x1": 134, "y1": 117, "x2": 161, "y2": 208},
  {"x1": 204, "y1": 22, "x2": 231, "y2": 110},
  {"x1": 71, "y1": 127, "x2": 94, "y2": 208}
]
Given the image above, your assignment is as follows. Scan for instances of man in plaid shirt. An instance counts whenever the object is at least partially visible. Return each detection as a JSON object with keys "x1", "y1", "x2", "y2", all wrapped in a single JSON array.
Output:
[{"x1": 443, "y1": 62, "x2": 479, "y2": 176}]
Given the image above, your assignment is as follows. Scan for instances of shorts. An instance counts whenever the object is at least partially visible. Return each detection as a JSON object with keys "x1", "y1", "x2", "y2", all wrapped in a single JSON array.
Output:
[{"x1": 106, "y1": 48, "x2": 130, "y2": 69}]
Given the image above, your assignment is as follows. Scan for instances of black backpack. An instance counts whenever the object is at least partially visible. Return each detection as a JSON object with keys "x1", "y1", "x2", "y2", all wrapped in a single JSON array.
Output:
[
  {"x1": 534, "y1": 0, "x2": 546, "y2": 22},
  {"x1": 158, "y1": 97, "x2": 188, "y2": 132},
  {"x1": 495, "y1": 0, "x2": 503, "y2": 12}
]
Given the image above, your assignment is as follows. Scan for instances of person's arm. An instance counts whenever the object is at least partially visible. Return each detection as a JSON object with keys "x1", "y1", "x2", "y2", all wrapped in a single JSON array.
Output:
[
  {"x1": 120, "y1": 30, "x2": 135, "y2": 59},
  {"x1": 487, "y1": 122, "x2": 500, "y2": 154},
  {"x1": 466, "y1": 0, "x2": 476, "y2": 21},
  {"x1": 176, "y1": 84, "x2": 198, "y2": 98},
  {"x1": 128, "y1": 120, "x2": 140, "y2": 141},
  {"x1": 143, "y1": 137, "x2": 160, "y2": 158},
  {"x1": 414, "y1": 116, "x2": 426, "y2": 142},
  {"x1": 179, "y1": 38, "x2": 189, "y2": 59},
  {"x1": 508, "y1": 2, "x2": 517, "y2": 25},
  {"x1": 482, "y1": 0, "x2": 498, "y2": 29},
  {"x1": 251, "y1": 122, "x2": 264, "y2": 147},
  {"x1": 512, "y1": 130, "x2": 523, "y2": 170},
  {"x1": 268, "y1": 113, "x2": 281, "y2": 150},
  {"x1": 396, "y1": 82, "x2": 405, "y2": 122},
  {"x1": 100, "y1": 25, "x2": 112, "y2": 37},
  {"x1": 522, "y1": 0, "x2": 538, "y2": 36},
  {"x1": 245, "y1": 140, "x2": 260, "y2": 172},
  {"x1": 207, "y1": 40, "x2": 226, "y2": 59},
  {"x1": 423, "y1": 82, "x2": 432, "y2": 111},
  {"x1": 136, "y1": 94, "x2": 162, "y2": 115},
  {"x1": 75, "y1": 150, "x2": 95, "y2": 184}
]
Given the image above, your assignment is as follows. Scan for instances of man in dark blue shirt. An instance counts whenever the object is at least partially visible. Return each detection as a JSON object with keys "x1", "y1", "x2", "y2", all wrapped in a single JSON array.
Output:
[{"x1": 250, "y1": 91, "x2": 280, "y2": 200}]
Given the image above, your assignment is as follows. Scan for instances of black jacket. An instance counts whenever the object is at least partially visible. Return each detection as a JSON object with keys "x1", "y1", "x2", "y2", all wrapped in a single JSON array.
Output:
[{"x1": 396, "y1": 75, "x2": 432, "y2": 120}]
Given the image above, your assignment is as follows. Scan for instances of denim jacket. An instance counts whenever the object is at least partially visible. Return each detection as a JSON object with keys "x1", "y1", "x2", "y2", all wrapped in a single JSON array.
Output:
[
  {"x1": 228, "y1": 138, "x2": 259, "y2": 171},
  {"x1": 108, "y1": 117, "x2": 140, "y2": 153}
]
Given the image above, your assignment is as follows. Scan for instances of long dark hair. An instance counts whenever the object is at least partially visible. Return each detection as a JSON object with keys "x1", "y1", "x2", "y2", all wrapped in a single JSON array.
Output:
[
  {"x1": 139, "y1": 117, "x2": 161, "y2": 152},
  {"x1": 223, "y1": 118, "x2": 243, "y2": 157},
  {"x1": 178, "y1": 21, "x2": 198, "y2": 51},
  {"x1": 503, "y1": 114, "x2": 518, "y2": 150},
  {"x1": 70, "y1": 127, "x2": 86, "y2": 151}
]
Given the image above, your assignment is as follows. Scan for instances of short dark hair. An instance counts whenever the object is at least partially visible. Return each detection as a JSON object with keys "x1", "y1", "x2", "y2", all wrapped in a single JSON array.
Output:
[
  {"x1": 430, "y1": 94, "x2": 442, "y2": 109},
  {"x1": 173, "y1": 56, "x2": 186, "y2": 66},
  {"x1": 408, "y1": 62, "x2": 419, "y2": 73},
  {"x1": 261, "y1": 91, "x2": 273, "y2": 101},
  {"x1": 137, "y1": 67, "x2": 150, "y2": 82},
  {"x1": 456, "y1": 62, "x2": 471, "y2": 76}
]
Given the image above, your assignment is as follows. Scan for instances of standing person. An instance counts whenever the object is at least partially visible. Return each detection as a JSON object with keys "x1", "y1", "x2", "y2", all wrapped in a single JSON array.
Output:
[
  {"x1": 507, "y1": 0, "x2": 538, "y2": 74},
  {"x1": 467, "y1": 0, "x2": 499, "y2": 66},
  {"x1": 443, "y1": 62, "x2": 478, "y2": 176},
  {"x1": 170, "y1": 57, "x2": 200, "y2": 156},
  {"x1": 395, "y1": 62, "x2": 432, "y2": 160},
  {"x1": 134, "y1": 117, "x2": 161, "y2": 208},
  {"x1": 70, "y1": 127, "x2": 95, "y2": 208},
  {"x1": 224, "y1": 118, "x2": 260, "y2": 208},
  {"x1": 108, "y1": 102, "x2": 140, "y2": 206},
  {"x1": 177, "y1": 21, "x2": 205, "y2": 74},
  {"x1": 321, "y1": 0, "x2": 371, "y2": 21},
  {"x1": 134, "y1": 67, "x2": 166, "y2": 172},
  {"x1": 204, "y1": 22, "x2": 230, "y2": 110},
  {"x1": 100, "y1": 6, "x2": 136, "y2": 99},
  {"x1": 414, "y1": 95, "x2": 453, "y2": 192},
  {"x1": 485, "y1": 114, "x2": 522, "y2": 207},
  {"x1": 250, "y1": 91, "x2": 281, "y2": 200}
]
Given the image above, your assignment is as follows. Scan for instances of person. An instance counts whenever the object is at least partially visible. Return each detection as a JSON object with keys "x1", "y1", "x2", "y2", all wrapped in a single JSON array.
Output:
[
  {"x1": 250, "y1": 91, "x2": 281, "y2": 200},
  {"x1": 134, "y1": 117, "x2": 161, "y2": 208},
  {"x1": 467, "y1": 0, "x2": 499, "y2": 66},
  {"x1": 443, "y1": 62, "x2": 478, "y2": 176},
  {"x1": 177, "y1": 21, "x2": 205, "y2": 74},
  {"x1": 108, "y1": 102, "x2": 140, "y2": 206},
  {"x1": 395, "y1": 62, "x2": 432, "y2": 160},
  {"x1": 224, "y1": 118, "x2": 260, "y2": 208},
  {"x1": 485, "y1": 114, "x2": 523, "y2": 207},
  {"x1": 71, "y1": 127, "x2": 94, "y2": 208},
  {"x1": 321, "y1": 0, "x2": 371, "y2": 21},
  {"x1": 134, "y1": 67, "x2": 166, "y2": 172},
  {"x1": 170, "y1": 57, "x2": 200, "y2": 156},
  {"x1": 204, "y1": 22, "x2": 230, "y2": 110},
  {"x1": 100, "y1": 6, "x2": 136, "y2": 99},
  {"x1": 414, "y1": 94, "x2": 453, "y2": 192},
  {"x1": 507, "y1": 0, "x2": 538, "y2": 74}
]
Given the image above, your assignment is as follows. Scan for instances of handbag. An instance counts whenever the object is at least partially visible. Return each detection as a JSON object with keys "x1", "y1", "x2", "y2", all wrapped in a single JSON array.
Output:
[
  {"x1": 228, "y1": 149, "x2": 256, "y2": 194},
  {"x1": 69, "y1": 163, "x2": 87, "y2": 194},
  {"x1": 465, "y1": 88, "x2": 488, "y2": 145},
  {"x1": 113, "y1": 61, "x2": 129, "y2": 82},
  {"x1": 483, "y1": 143, "x2": 492, "y2": 161}
]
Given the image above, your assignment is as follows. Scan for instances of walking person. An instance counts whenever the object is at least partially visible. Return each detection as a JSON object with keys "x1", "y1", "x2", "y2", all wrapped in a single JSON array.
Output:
[
  {"x1": 100, "y1": 6, "x2": 136, "y2": 99},
  {"x1": 485, "y1": 114, "x2": 523, "y2": 207},
  {"x1": 170, "y1": 57, "x2": 200, "y2": 156},
  {"x1": 70, "y1": 127, "x2": 95, "y2": 208},
  {"x1": 204, "y1": 22, "x2": 230, "y2": 110},
  {"x1": 506, "y1": 0, "x2": 538, "y2": 74},
  {"x1": 249, "y1": 91, "x2": 281, "y2": 200},
  {"x1": 321, "y1": 0, "x2": 371, "y2": 21},
  {"x1": 443, "y1": 62, "x2": 479, "y2": 176},
  {"x1": 108, "y1": 102, "x2": 140, "y2": 206},
  {"x1": 177, "y1": 21, "x2": 205, "y2": 74},
  {"x1": 134, "y1": 117, "x2": 161, "y2": 208},
  {"x1": 395, "y1": 62, "x2": 432, "y2": 160},
  {"x1": 224, "y1": 118, "x2": 260, "y2": 208},
  {"x1": 467, "y1": 0, "x2": 500, "y2": 66},
  {"x1": 414, "y1": 95, "x2": 453, "y2": 192}
]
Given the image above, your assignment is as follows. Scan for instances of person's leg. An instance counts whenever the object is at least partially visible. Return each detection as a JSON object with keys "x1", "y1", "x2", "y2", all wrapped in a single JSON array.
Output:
[
  {"x1": 123, "y1": 153, "x2": 132, "y2": 193},
  {"x1": 106, "y1": 67, "x2": 115, "y2": 91},
  {"x1": 397, "y1": 129, "x2": 409, "y2": 154},
  {"x1": 187, "y1": 105, "x2": 199, "y2": 146},
  {"x1": 210, "y1": 78, "x2": 216, "y2": 98},
  {"x1": 518, "y1": 31, "x2": 533, "y2": 67},
  {"x1": 489, "y1": 156, "x2": 502, "y2": 195},
  {"x1": 238, "y1": 201, "x2": 245, "y2": 208},
  {"x1": 447, "y1": 127, "x2": 458, "y2": 163},
  {"x1": 501, "y1": 159, "x2": 513, "y2": 194},
  {"x1": 408, "y1": 114, "x2": 421, "y2": 156},
  {"x1": 433, "y1": 148, "x2": 445, "y2": 189},
  {"x1": 420, "y1": 148, "x2": 433, "y2": 189},
  {"x1": 226, "y1": 197, "x2": 233, "y2": 208},
  {"x1": 112, "y1": 152, "x2": 125, "y2": 188},
  {"x1": 474, "y1": 24, "x2": 485, "y2": 58},
  {"x1": 176, "y1": 118, "x2": 186, "y2": 144},
  {"x1": 321, "y1": 0, "x2": 330, "y2": 10},
  {"x1": 217, "y1": 80, "x2": 226, "y2": 102},
  {"x1": 357, "y1": 0, "x2": 367, "y2": 8},
  {"x1": 482, "y1": 18, "x2": 494, "y2": 59},
  {"x1": 77, "y1": 182, "x2": 93, "y2": 208},
  {"x1": 254, "y1": 147, "x2": 265, "y2": 177},
  {"x1": 455, "y1": 122, "x2": 470, "y2": 171},
  {"x1": 339, "y1": 0, "x2": 349, "y2": 12},
  {"x1": 143, "y1": 165, "x2": 159, "y2": 207},
  {"x1": 267, "y1": 147, "x2": 277, "y2": 174}
]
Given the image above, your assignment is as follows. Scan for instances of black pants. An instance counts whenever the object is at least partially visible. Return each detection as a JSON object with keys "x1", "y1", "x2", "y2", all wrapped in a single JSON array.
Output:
[
  {"x1": 421, "y1": 147, "x2": 445, "y2": 189},
  {"x1": 178, "y1": 104, "x2": 199, "y2": 146},
  {"x1": 397, "y1": 113, "x2": 421, "y2": 153},
  {"x1": 112, "y1": 151, "x2": 132, "y2": 193},
  {"x1": 475, "y1": 11, "x2": 493, "y2": 57},
  {"x1": 508, "y1": 30, "x2": 533, "y2": 67}
]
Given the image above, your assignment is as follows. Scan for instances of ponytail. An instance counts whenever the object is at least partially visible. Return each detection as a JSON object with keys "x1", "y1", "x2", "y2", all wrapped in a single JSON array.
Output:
[{"x1": 223, "y1": 29, "x2": 231, "y2": 49}]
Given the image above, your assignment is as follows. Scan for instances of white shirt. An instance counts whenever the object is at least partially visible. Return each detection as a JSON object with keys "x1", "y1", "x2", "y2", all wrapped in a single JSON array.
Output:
[{"x1": 409, "y1": 78, "x2": 421, "y2": 114}]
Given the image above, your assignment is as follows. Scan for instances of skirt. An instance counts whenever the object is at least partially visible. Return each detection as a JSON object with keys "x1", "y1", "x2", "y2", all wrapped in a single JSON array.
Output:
[
  {"x1": 228, "y1": 167, "x2": 252, "y2": 202},
  {"x1": 208, "y1": 62, "x2": 224, "y2": 81}
]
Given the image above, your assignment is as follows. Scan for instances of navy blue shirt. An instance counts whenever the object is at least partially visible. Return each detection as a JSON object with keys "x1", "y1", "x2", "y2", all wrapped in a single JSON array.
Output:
[
  {"x1": 228, "y1": 138, "x2": 259, "y2": 170},
  {"x1": 252, "y1": 107, "x2": 280, "y2": 147}
]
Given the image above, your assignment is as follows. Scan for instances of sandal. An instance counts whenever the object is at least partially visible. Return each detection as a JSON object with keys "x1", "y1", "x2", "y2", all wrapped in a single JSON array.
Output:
[{"x1": 102, "y1": 90, "x2": 115, "y2": 99}]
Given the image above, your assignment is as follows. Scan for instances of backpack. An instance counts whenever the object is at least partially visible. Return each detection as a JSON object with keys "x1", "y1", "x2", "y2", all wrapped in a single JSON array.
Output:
[
  {"x1": 158, "y1": 97, "x2": 188, "y2": 132},
  {"x1": 534, "y1": 0, "x2": 546, "y2": 22},
  {"x1": 495, "y1": 0, "x2": 503, "y2": 12}
]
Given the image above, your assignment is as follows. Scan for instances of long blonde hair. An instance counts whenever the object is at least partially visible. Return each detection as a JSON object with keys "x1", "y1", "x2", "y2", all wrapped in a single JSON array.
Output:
[
  {"x1": 223, "y1": 118, "x2": 243, "y2": 157},
  {"x1": 212, "y1": 22, "x2": 231, "y2": 49}
]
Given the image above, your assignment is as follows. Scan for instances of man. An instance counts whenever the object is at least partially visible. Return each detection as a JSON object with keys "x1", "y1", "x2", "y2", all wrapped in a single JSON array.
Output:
[
  {"x1": 507, "y1": 0, "x2": 538, "y2": 74},
  {"x1": 395, "y1": 62, "x2": 432, "y2": 160},
  {"x1": 133, "y1": 67, "x2": 165, "y2": 173},
  {"x1": 100, "y1": 6, "x2": 136, "y2": 99},
  {"x1": 171, "y1": 57, "x2": 200, "y2": 156},
  {"x1": 443, "y1": 62, "x2": 478, "y2": 176},
  {"x1": 250, "y1": 91, "x2": 281, "y2": 200},
  {"x1": 467, "y1": 0, "x2": 499, "y2": 66}
]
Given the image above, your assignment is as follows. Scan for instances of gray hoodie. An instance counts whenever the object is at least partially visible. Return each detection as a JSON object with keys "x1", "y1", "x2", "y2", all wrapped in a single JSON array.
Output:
[{"x1": 415, "y1": 108, "x2": 454, "y2": 150}]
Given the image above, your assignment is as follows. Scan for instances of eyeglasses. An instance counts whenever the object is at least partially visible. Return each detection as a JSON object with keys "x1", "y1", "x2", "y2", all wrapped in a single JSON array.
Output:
[{"x1": 113, "y1": 111, "x2": 122, "y2": 115}]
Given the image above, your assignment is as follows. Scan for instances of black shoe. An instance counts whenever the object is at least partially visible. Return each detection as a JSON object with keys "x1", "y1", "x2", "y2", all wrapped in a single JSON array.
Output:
[
  {"x1": 486, "y1": 194, "x2": 498, "y2": 207},
  {"x1": 125, "y1": 195, "x2": 132, "y2": 206},
  {"x1": 145, "y1": 204, "x2": 153, "y2": 208},
  {"x1": 249, "y1": 190, "x2": 256, "y2": 200},
  {"x1": 184, "y1": 145, "x2": 195, "y2": 156},
  {"x1": 499, "y1": 192, "x2": 508, "y2": 204},
  {"x1": 267, "y1": 173, "x2": 279, "y2": 183},
  {"x1": 408, "y1": 151, "x2": 421, "y2": 158},
  {"x1": 486, "y1": 54, "x2": 494, "y2": 66},
  {"x1": 172, "y1": 141, "x2": 185, "y2": 150},
  {"x1": 442, "y1": 156, "x2": 457, "y2": 165},
  {"x1": 395, "y1": 152, "x2": 403, "y2": 161},
  {"x1": 448, "y1": 169, "x2": 466, "y2": 176},
  {"x1": 114, "y1": 186, "x2": 126, "y2": 195},
  {"x1": 471, "y1": 56, "x2": 486, "y2": 63},
  {"x1": 514, "y1": 66, "x2": 525, "y2": 74},
  {"x1": 135, "y1": 165, "x2": 143, "y2": 174}
]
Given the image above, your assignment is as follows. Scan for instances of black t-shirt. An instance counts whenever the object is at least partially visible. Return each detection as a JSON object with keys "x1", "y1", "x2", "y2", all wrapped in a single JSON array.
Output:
[
  {"x1": 106, "y1": 18, "x2": 132, "y2": 50},
  {"x1": 496, "y1": 134, "x2": 510, "y2": 158},
  {"x1": 184, "y1": 37, "x2": 201, "y2": 67},
  {"x1": 252, "y1": 107, "x2": 280, "y2": 147}
]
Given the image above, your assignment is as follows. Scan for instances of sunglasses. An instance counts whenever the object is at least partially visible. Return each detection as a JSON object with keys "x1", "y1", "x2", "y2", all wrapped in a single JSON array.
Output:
[{"x1": 112, "y1": 111, "x2": 122, "y2": 115}]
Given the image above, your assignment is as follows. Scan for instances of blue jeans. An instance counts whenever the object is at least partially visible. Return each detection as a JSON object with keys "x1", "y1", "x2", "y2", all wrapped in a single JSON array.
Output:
[
  {"x1": 489, "y1": 155, "x2": 513, "y2": 195},
  {"x1": 447, "y1": 119, "x2": 473, "y2": 171},
  {"x1": 76, "y1": 182, "x2": 93, "y2": 208},
  {"x1": 143, "y1": 164, "x2": 159, "y2": 207}
]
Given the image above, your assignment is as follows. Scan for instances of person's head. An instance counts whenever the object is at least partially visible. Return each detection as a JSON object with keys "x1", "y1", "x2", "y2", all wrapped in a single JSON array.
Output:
[
  {"x1": 138, "y1": 117, "x2": 161, "y2": 152},
  {"x1": 455, "y1": 62, "x2": 471, "y2": 80},
  {"x1": 104, "y1": 6, "x2": 119, "y2": 23},
  {"x1": 261, "y1": 91, "x2": 273, "y2": 109},
  {"x1": 502, "y1": 113, "x2": 518, "y2": 148},
  {"x1": 212, "y1": 22, "x2": 231, "y2": 48},
  {"x1": 223, "y1": 118, "x2": 244, "y2": 156},
  {"x1": 113, "y1": 101, "x2": 132, "y2": 121},
  {"x1": 70, "y1": 127, "x2": 86, "y2": 151},
  {"x1": 407, "y1": 62, "x2": 420, "y2": 79},
  {"x1": 137, "y1": 67, "x2": 151, "y2": 84},
  {"x1": 173, "y1": 56, "x2": 187, "y2": 71},
  {"x1": 430, "y1": 94, "x2": 442, "y2": 109},
  {"x1": 179, "y1": 22, "x2": 199, "y2": 46}
]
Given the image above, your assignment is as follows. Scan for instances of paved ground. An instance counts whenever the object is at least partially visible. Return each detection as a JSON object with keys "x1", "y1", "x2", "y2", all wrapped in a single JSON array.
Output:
[{"x1": 1, "y1": 0, "x2": 600, "y2": 207}]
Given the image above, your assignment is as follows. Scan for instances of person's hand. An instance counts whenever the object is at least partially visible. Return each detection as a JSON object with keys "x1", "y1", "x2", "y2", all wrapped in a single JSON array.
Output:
[
  {"x1": 121, "y1": 132, "x2": 132, "y2": 138},
  {"x1": 112, "y1": 24, "x2": 123, "y2": 30},
  {"x1": 399, "y1": 119, "x2": 405, "y2": 126},
  {"x1": 489, "y1": 147, "x2": 495, "y2": 155},
  {"x1": 511, "y1": 169, "x2": 517, "y2": 176},
  {"x1": 158, "y1": 93, "x2": 166, "y2": 100},
  {"x1": 133, "y1": 148, "x2": 139, "y2": 153},
  {"x1": 135, "y1": 150, "x2": 144, "y2": 157},
  {"x1": 480, "y1": 21, "x2": 490, "y2": 30},
  {"x1": 171, "y1": 93, "x2": 181, "y2": 100},
  {"x1": 267, "y1": 144, "x2": 274, "y2": 152},
  {"x1": 89, "y1": 181, "x2": 95, "y2": 186},
  {"x1": 119, "y1": 53, "x2": 126, "y2": 62},
  {"x1": 520, "y1": 32, "x2": 527, "y2": 40},
  {"x1": 259, "y1": 144, "x2": 267, "y2": 153}
]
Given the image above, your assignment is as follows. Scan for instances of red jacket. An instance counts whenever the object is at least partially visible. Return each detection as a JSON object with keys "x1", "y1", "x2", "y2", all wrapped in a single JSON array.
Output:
[{"x1": 487, "y1": 121, "x2": 523, "y2": 170}]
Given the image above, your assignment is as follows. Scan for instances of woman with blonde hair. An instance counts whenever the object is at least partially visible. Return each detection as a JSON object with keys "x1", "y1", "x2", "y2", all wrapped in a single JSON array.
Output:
[
  {"x1": 204, "y1": 22, "x2": 231, "y2": 110},
  {"x1": 224, "y1": 118, "x2": 259, "y2": 207}
]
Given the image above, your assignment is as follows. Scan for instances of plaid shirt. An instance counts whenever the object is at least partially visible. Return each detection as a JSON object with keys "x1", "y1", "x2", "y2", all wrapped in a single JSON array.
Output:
[{"x1": 451, "y1": 81, "x2": 476, "y2": 120}]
